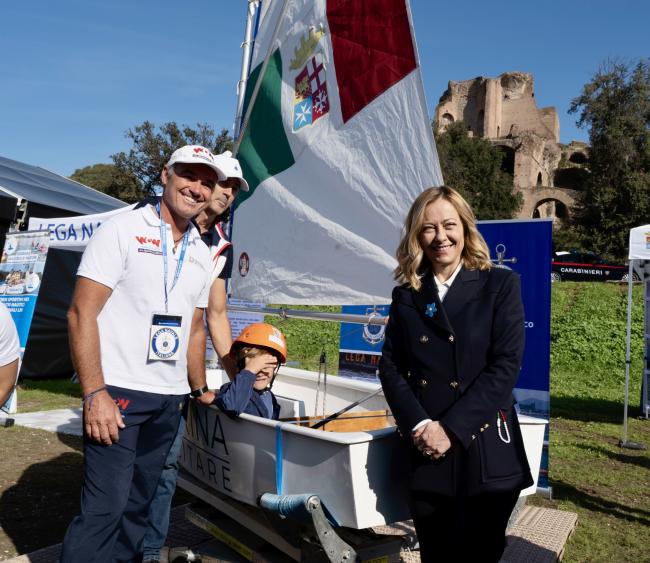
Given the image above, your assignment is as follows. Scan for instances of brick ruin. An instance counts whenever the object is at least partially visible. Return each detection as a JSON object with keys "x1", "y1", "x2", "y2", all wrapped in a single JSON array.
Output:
[{"x1": 434, "y1": 71, "x2": 588, "y2": 222}]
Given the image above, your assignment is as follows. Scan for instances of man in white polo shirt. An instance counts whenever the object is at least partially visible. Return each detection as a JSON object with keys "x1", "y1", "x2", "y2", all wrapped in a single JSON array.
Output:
[
  {"x1": 60, "y1": 145, "x2": 225, "y2": 563},
  {"x1": 141, "y1": 150, "x2": 250, "y2": 563}
]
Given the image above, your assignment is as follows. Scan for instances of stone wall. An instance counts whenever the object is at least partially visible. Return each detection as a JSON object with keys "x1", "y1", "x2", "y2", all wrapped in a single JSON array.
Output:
[{"x1": 435, "y1": 71, "x2": 583, "y2": 222}]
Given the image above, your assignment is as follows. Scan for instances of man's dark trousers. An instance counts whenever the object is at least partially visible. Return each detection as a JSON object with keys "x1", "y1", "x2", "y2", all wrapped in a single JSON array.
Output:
[{"x1": 60, "y1": 386, "x2": 185, "y2": 563}]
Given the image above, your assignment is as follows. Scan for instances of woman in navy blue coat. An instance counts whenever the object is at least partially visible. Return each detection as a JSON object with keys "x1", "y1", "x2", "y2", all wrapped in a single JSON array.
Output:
[{"x1": 379, "y1": 186, "x2": 532, "y2": 562}]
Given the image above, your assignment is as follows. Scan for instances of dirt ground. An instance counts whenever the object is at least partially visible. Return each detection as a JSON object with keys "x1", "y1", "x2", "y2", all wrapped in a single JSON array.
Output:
[
  {"x1": 0, "y1": 425, "x2": 192, "y2": 560},
  {"x1": 0, "y1": 426, "x2": 82, "y2": 559}
]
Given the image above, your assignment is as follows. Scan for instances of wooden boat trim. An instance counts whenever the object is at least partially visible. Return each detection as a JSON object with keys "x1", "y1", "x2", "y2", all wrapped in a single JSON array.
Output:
[{"x1": 282, "y1": 409, "x2": 395, "y2": 432}]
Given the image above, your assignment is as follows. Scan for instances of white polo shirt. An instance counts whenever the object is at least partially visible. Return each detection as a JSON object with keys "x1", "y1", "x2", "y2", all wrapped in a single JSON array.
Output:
[
  {"x1": 77, "y1": 205, "x2": 211, "y2": 394},
  {"x1": 0, "y1": 301, "x2": 20, "y2": 368}
]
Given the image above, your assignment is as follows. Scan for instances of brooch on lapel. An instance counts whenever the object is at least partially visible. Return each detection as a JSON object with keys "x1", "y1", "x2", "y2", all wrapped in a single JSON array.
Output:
[{"x1": 425, "y1": 302, "x2": 437, "y2": 317}]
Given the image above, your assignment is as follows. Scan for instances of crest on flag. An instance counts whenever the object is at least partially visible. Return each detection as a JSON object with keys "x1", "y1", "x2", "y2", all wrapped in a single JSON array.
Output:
[{"x1": 291, "y1": 30, "x2": 329, "y2": 131}]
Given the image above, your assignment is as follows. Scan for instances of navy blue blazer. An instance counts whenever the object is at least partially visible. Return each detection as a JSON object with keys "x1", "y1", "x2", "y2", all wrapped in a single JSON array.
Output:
[
  {"x1": 215, "y1": 370, "x2": 280, "y2": 420},
  {"x1": 379, "y1": 266, "x2": 533, "y2": 496}
]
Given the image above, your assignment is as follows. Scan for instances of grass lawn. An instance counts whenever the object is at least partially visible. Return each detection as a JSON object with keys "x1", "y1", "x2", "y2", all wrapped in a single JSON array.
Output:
[
  {"x1": 265, "y1": 304, "x2": 342, "y2": 373},
  {"x1": 526, "y1": 282, "x2": 649, "y2": 562},
  {"x1": 14, "y1": 378, "x2": 81, "y2": 413},
  {"x1": 8, "y1": 283, "x2": 649, "y2": 561}
]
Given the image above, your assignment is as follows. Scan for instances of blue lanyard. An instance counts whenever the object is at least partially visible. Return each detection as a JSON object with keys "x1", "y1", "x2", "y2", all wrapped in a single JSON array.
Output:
[{"x1": 156, "y1": 202, "x2": 189, "y2": 312}]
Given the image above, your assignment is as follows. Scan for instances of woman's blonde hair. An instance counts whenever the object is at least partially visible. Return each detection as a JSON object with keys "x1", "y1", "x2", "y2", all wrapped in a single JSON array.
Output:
[{"x1": 394, "y1": 186, "x2": 492, "y2": 290}]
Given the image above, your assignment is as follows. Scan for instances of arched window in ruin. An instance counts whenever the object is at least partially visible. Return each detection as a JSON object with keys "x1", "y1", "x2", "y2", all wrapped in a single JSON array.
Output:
[
  {"x1": 496, "y1": 145, "x2": 515, "y2": 176},
  {"x1": 532, "y1": 199, "x2": 569, "y2": 223},
  {"x1": 554, "y1": 168, "x2": 588, "y2": 190},
  {"x1": 536, "y1": 172, "x2": 543, "y2": 187},
  {"x1": 568, "y1": 152, "x2": 587, "y2": 164},
  {"x1": 441, "y1": 113, "x2": 454, "y2": 129}
]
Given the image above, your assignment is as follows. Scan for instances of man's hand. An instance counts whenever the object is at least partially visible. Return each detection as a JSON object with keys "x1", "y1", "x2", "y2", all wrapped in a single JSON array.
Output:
[
  {"x1": 412, "y1": 420, "x2": 451, "y2": 459},
  {"x1": 84, "y1": 390, "x2": 125, "y2": 445},
  {"x1": 195, "y1": 390, "x2": 216, "y2": 406}
]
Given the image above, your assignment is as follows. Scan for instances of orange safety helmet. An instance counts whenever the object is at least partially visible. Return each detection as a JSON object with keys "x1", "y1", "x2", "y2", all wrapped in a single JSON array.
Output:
[{"x1": 231, "y1": 323, "x2": 287, "y2": 364}]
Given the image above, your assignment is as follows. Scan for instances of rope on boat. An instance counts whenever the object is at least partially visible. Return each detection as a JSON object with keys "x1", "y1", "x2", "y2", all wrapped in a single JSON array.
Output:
[
  {"x1": 314, "y1": 349, "x2": 328, "y2": 417},
  {"x1": 321, "y1": 350, "x2": 328, "y2": 416}
]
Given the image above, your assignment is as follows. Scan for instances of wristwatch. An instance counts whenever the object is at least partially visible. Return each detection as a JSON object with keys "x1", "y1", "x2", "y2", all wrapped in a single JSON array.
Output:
[{"x1": 190, "y1": 386, "x2": 209, "y2": 398}]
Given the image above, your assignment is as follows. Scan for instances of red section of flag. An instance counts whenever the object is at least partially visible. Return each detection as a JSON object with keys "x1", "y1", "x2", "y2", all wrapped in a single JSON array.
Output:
[{"x1": 327, "y1": 0, "x2": 417, "y2": 123}]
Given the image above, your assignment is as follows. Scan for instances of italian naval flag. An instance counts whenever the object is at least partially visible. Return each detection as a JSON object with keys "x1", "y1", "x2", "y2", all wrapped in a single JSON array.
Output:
[{"x1": 232, "y1": 0, "x2": 443, "y2": 304}]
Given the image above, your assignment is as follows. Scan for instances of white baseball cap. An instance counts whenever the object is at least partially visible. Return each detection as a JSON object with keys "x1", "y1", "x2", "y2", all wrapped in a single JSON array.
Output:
[
  {"x1": 167, "y1": 145, "x2": 227, "y2": 181},
  {"x1": 213, "y1": 150, "x2": 250, "y2": 192}
]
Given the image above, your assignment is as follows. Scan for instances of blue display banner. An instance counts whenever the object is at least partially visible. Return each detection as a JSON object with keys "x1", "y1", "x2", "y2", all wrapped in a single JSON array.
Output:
[
  {"x1": 0, "y1": 231, "x2": 51, "y2": 351},
  {"x1": 338, "y1": 219, "x2": 552, "y2": 488},
  {"x1": 479, "y1": 219, "x2": 552, "y2": 489},
  {"x1": 479, "y1": 220, "x2": 552, "y2": 397},
  {"x1": 1, "y1": 230, "x2": 50, "y2": 413},
  {"x1": 338, "y1": 305, "x2": 389, "y2": 380}
]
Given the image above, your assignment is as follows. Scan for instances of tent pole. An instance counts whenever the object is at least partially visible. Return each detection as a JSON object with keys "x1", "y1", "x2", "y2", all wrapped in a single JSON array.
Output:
[
  {"x1": 642, "y1": 276, "x2": 649, "y2": 419},
  {"x1": 621, "y1": 262, "x2": 633, "y2": 445},
  {"x1": 620, "y1": 260, "x2": 646, "y2": 449}
]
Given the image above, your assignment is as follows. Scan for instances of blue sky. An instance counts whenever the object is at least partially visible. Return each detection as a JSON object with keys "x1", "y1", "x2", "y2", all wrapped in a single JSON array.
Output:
[{"x1": 0, "y1": 0, "x2": 647, "y2": 177}]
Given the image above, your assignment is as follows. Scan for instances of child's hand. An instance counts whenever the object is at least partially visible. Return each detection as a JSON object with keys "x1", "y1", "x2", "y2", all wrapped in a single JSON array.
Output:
[{"x1": 244, "y1": 353, "x2": 278, "y2": 375}]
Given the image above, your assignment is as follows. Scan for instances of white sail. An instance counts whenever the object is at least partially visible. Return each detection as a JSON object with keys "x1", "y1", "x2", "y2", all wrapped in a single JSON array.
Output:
[{"x1": 231, "y1": 0, "x2": 443, "y2": 304}]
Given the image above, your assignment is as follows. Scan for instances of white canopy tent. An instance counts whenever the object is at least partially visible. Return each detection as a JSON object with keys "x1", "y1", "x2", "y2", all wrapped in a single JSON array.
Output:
[{"x1": 621, "y1": 225, "x2": 650, "y2": 448}]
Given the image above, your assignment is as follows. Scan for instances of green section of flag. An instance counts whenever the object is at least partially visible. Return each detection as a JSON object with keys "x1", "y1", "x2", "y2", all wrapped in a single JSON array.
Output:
[{"x1": 236, "y1": 49, "x2": 295, "y2": 208}]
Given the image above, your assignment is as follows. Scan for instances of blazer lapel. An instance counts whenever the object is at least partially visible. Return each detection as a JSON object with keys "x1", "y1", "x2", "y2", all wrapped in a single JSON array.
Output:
[
  {"x1": 441, "y1": 266, "x2": 482, "y2": 321},
  {"x1": 411, "y1": 275, "x2": 454, "y2": 334}
]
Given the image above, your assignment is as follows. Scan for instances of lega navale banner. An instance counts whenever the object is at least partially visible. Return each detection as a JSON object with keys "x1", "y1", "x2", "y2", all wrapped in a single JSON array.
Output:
[
  {"x1": 28, "y1": 205, "x2": 134, "y2": 250},
  {"x1": 338, "y1": 218, "x2": 552, "y2": 490}
]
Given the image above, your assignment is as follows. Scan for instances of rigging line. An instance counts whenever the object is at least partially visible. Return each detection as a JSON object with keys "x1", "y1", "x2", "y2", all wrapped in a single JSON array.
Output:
[
  {"x1": 314, "y1": 364, "x2": 321, "y2": 417},
  {"x1": 311, "y1": 388, "x2": 385, "y2": 430},
  {"x1": 339, "y1": 325, "x2": 371, "y2": 339},
  {"x1": 321, "y1": 349, "x2": 327, "y2": 417}
]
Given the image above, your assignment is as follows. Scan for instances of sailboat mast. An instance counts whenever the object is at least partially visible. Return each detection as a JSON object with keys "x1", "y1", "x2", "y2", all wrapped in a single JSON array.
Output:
[
  {"x1": 233, "y1": 0, "x2": 291, "y2": 155},
  {"x1": 234, "y1": 0, "x2": 260, "y2": 138}
]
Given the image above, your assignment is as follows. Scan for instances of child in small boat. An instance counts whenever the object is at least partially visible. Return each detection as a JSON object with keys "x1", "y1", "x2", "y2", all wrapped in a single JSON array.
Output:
[{"x1": 214, "y1": 323, "x2": 287, "y2": 420}]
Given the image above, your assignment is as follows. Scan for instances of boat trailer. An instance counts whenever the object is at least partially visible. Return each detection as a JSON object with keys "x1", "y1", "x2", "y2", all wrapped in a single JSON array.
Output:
[{"x1": 175, "y1": 472, "x2": 407, "y2": 562}]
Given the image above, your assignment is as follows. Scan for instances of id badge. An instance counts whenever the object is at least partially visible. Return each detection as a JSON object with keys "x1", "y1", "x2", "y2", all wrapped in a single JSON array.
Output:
[{"x1": 148, "y1": 313, "x2": 183, "y2": 361}]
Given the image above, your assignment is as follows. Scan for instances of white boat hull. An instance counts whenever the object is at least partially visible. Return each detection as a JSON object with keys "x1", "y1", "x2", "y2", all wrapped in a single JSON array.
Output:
[{"x1": 179, "y1": 367, "x2": 546, "y2": 529}]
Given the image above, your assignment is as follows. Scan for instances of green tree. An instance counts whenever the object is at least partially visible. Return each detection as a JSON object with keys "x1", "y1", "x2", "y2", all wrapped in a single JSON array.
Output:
[
  {"x1": 111, "y1": 121, "x2": 233, "y2": 196},
  {"x1": 70, "y1": 163, "x2": 141, "y2": 204},
  {"x1": 569, "y1": 59, "x2": 650, "y2": 260},
  {"x1": 434, "y1": 121, "x2": 522, "y2": 219}
]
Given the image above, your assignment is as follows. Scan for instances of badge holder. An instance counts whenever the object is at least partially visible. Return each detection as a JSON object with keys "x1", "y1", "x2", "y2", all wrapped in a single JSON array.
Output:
[{"x1": 149, "y1": 313, "x2": 183, "y2": 361}]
